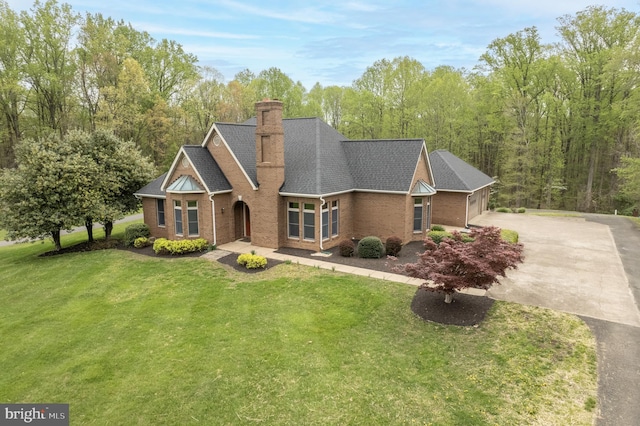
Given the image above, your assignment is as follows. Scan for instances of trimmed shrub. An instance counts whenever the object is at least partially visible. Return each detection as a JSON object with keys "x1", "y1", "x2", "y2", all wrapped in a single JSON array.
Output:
[
  {"x1": 517, "y1": 207, "x2": 526, "y2": 214},
  {"x1": 357, "y1": 236, "x2": 385, "y2": 259},
  {"x1": 496, "y1": 207, "x2": 511, "y2": 213},
  {"x1": 237, "y1": 253, "x2": 267, "y2": 269},
  {"x1": 385, "y1": 236, "x2": 403, "y2": 256},
  {"x1": 153, "y1": 238, "x2": 208, "y2": 255},
  {"x1": 501, "y1": 229, "x2": 519, "y2": 243},
  {"x1": 133, "y1": 237, "x2": 150, "y2": 248},
  {"x1": 430, "y1": 224, "x2": 445, "y2": 232},
  {"x1": 124, "y1": 223, "x2": 150, "y2": 246},
  {"x1": 339, "y1": 239, "x2": 355, "y2": 257},
  {"x1": 427, "y1": 230, "x2": 453, "y2": 244}
]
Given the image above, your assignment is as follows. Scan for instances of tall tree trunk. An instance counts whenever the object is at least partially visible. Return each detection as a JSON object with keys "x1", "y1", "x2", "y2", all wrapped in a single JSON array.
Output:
[
  {"x1": 104, "y1": 220, "x2": 113, "y2": 240},
  {"x1": 51, "y1": 229, "x2": 62, "y2": 251},
  {"x1": 85, "y1": 218, "x2": 94, "y2": 243}
]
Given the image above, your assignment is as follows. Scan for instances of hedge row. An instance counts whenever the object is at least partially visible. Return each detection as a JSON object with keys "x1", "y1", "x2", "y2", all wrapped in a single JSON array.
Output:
[{"x1": 153, "y1": 238, "x2": 209, "y2": 255}]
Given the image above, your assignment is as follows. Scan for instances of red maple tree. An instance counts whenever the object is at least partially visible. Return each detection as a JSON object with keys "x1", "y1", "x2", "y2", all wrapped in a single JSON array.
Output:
[{"x1": 398, "y1": 226, "x2": 524, "y2": 303}]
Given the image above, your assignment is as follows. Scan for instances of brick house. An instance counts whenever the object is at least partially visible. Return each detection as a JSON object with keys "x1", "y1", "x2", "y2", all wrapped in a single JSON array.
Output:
[
  {"x1": 429, "y1": 149, "x2": 495, "y2": 228},
  {"x1": 135, "y1": 99, "x2": 437, "y2": 251}
]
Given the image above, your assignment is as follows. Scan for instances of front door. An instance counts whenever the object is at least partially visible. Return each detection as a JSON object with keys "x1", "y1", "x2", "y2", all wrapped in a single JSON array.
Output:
[{"x1": 244, "y1": 204, "x2": 251, "y2": 237}]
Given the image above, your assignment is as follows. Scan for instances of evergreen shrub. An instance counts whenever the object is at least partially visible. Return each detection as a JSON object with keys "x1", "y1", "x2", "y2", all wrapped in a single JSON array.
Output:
[
  {"x1": 357, "y1": 236, "x2": 385, "y2": 259},
  {"x1": 153, "y1": 238, "x2": 208, "y2": 255},
  {"x1": 124, "y1": 223, "x2": 150, "y2": 246},
  {"x1": 237, "y1": 253, "x2": 267, "y2": 269},
  {"x1": 430, "y1": 225, "x2": 445, "y2": 231}
]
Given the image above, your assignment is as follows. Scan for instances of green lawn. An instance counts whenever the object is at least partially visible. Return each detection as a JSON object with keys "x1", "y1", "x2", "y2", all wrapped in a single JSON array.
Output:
[{"x1": 0, "y1": 225, "x2": 597, "y2": 425}]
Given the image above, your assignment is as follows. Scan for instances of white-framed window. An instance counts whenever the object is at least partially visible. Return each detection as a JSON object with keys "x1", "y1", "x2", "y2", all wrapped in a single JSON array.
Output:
[
  {"x1": 174, "y1": 200, "x2": 183, "y2": 235},
  {"x1": 187, "y1": 200, "x2": 198, "y2": 236},
  {"x1": 322, "y1": 202, "x2": 329, "y2": 240},
  {"x1": 157, "y1": 199, "x2": 165, "y2": 227},
  {"x1": 413, "y1": 198, "x2": 423, "y2": 233},
  {"x1": 331, "y1": 200, "x2": 339, "y2": 237},
  {"x1": 303, "y1": 203, "x2": 315, "y2": 241},
  {"x1": 288, "y1": 202, "x2": 300, "y2": 238}
]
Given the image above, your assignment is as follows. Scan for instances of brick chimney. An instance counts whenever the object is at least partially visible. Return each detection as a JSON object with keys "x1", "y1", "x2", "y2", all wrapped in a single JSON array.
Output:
[{"x1": 252, "y1": 99, "x2": 285, "y2": 248}]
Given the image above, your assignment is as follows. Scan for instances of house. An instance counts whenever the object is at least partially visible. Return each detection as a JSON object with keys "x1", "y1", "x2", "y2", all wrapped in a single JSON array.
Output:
[
  {"x1": 428, "y1": 149, "x2": 495, "y2": 228},
  {"x1": 135, "y1": 99, "x2": 437, "y2": 251}
]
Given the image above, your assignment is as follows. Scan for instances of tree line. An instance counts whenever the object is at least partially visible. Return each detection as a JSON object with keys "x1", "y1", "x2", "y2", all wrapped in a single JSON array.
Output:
[{"x1": 0, "y1": 1, "x2": 639, "y2": 213}]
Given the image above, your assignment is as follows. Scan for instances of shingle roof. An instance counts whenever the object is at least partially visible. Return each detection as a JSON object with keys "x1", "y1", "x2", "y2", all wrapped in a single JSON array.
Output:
[
  {"x1": 429, "y1": 149, "x2": 494, "y2": 192},
  {"x1": 135, "y1": 172, "x2": 167, "y2": 198},
  {"x1": 342, "y1": 139, "x2": 426, "y2": 192},
  {"x1": 140, "y1": 119, "x2": 430, "y2": 197},
  {"x1": 214, "y1": 119, "x2": 427, "y2": 195},
  {"x1": 182, "y1": 145, "x2": 232, "y2": 193}
]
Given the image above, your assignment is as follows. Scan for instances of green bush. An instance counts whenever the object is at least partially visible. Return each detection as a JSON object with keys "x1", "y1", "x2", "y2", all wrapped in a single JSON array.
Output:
[
  {"x1": 385, "y1": 236, "x2": 403, "y2": 256},
  {"x1": 357, "y1": 236, "x2": 385, "y2": 259},
  {"x1": 427, "y1": 230, "x2": 453, "y2": 244},
  {"x1": 496, "y1": 207, "x2": 511, "y2": 213},
  {"x1": 517, "y1": 207, "x2": 526, "y2": 214},
  {"x1": 153, "y1": 238, "x2": 208, "y2": 255},
  {"x1": 124, "y1": 223, "x2": 150, "y2": 246},
  {"x1": 430, "y1": 225, "x2": 445, "y2": 232},
  {"x1": 501, "y1": 229, "x2": 519, "y2": 243},
  {"x1": 237, "y1": 253, "x2": 267, "y2": 269},
  {"x1": 339, "y1": 239, "x2": 355, "y2": 257},
  {"x1": 133, "y1": 237, "x2": 150, "y2": 248}
]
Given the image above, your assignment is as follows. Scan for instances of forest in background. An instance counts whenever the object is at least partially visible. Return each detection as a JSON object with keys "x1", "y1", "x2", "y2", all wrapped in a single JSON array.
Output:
[{"x1": 1, "y1": 0, "x2": 639, "y2": 213}]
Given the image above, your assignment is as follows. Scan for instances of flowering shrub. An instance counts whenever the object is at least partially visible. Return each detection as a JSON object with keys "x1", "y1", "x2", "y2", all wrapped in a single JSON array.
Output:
[
  {"x1": 133, "y1": 237, "x2": 151, "y2": 248},
  {"x1": 153, "y1": 238, "x2": 208, "y2": 255},
  {"x1": 237, "y1": 253, "x2": 267, "y2": 269}
]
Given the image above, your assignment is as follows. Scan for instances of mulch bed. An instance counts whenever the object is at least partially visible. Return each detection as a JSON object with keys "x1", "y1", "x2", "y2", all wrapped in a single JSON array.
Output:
[
  {"x1": 215, "y1": 253, "x2": 284, "y2": 274},
  {"x1": 411, "y1": 287, "x2": 495, "y2": 326},
  {"x1": 276, "y1": 240, "x2": 426, "y2": 273}
]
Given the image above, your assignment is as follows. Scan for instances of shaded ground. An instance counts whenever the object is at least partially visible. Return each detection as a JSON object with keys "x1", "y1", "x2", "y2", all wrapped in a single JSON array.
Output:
[
  {"x1": 215, "y1": 253, "x2": 284, "y2": 273},
  {"x1": 411, "y1": 288, "x2": 495, "y2": 326}
]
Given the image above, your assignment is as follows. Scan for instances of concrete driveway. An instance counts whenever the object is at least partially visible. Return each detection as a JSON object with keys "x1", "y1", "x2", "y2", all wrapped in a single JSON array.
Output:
[
  {"x1": 472, "y1": 212, "x2": 640, "y2": 327},
  {"x1": 473, "y1": 212, "x2": 640, "y2": 425}
]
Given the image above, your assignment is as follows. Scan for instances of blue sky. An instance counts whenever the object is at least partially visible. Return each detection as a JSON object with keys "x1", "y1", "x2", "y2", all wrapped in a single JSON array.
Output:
[{"x1": 7, "y1": 0, "x2": 640, "y2": 88}]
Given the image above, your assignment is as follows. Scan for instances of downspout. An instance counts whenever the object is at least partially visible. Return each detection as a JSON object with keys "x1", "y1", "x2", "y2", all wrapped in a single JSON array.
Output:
[
  {"x1": 465, "y1": 194, "x2": 470, "y2": 228},
  {"x1": 209, "y1": 194, "x2": 217, "y2": 246},
  {"x1": 319, "y1": 196, "x2": 325, "y2": 251}
]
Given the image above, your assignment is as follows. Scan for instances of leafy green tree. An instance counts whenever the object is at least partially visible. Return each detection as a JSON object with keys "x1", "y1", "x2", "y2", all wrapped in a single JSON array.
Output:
[
  {"x1": 0, "y1": 133, "x2": 101, "y2": 250},
  {"x1": 614, "y1": 157, "x2": 640, "y2": 208},
  {"x1": 20, "y1": 0, "x2": 80, "y2": 138},
  {"x1": 0, "y1": 1, "x2": 25, "y2": 168},
  {"x1": 77, "y1": 129, "x2": 155, "y2": 240}
]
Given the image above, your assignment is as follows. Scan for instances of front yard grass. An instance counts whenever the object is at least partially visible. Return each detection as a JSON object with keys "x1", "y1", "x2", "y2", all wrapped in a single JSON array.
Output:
[{"x1": 0, "y1": 225, "x2": 597, "y2": 425}]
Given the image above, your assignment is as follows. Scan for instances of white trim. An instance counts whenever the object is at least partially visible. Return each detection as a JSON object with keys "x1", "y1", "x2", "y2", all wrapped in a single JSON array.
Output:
[
  {"x1": 166, "y1": 190, "x2": 206, "y2": 194},
  {"x1": 434, "y1": 182, "x2": 495, "y2": 194},
  {"x1": 134, "y1": 193, "x2": 166, "y2": 199},
  {"x1": 320, "y1": 197, "x2": 327, "y2": 247},
  {"x1": 210, "y1": 196, "x2": 217, "y2": 246},
  {"x1": 280, "y1": 188, "x2": 409, "y2": 197}
]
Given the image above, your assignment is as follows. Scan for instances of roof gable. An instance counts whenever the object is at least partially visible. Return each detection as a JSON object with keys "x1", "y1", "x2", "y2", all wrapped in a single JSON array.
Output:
[
  {"x1": 161, "y1": 145, "x2": 231, "y2": 194},
  {"x1": 343, "y1": 139, "x2": 425, "y2": 193},
  {"x1": 429, "y1": 149, "x2": 494, "y2": 192}
]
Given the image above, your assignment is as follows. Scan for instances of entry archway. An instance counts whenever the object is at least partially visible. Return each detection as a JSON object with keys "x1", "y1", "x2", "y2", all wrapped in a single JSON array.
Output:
[{"x1": 233, "y1": 201, "x2": 251, "y2": 240}]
